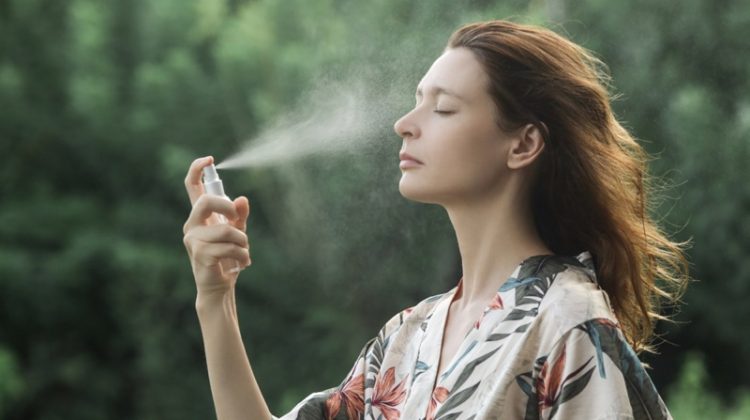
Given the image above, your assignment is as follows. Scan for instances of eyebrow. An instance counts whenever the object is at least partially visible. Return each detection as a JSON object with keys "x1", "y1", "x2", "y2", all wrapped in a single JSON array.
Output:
[{"x1": 415, "y1": 85, "x2": 465, "y2": 101}]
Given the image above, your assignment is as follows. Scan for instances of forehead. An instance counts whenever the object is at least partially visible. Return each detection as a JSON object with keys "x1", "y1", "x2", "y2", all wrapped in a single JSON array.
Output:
[{"x1": 416, "y1": 47, "x2": 489, "y2": 101}]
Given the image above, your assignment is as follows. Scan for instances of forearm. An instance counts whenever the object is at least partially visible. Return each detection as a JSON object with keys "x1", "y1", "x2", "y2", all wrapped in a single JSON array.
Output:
[{"x1": 196, "y1": 290, "x2": 273, "y2": 420}]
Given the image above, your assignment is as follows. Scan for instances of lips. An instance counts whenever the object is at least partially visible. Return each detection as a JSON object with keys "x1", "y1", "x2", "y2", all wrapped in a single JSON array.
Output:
[{"x1": 399, "y1": 152, "x2": 423, "y2": 164}]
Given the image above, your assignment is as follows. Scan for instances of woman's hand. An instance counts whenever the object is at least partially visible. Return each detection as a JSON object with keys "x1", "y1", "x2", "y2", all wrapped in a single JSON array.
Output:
[{"x1": 182, "y1": 156, "x2": 252, "y2": 297}]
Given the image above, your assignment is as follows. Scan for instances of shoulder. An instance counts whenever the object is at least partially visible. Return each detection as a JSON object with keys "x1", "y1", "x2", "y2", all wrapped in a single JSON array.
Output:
[
  {"x1": 529, "y1": 253, "x2": 671, "y2": 418},
  {"x1": 529, "y1": 317, "x2": 672, "y2": 420},
  {"x1": 539, "y1": 251, "x2": 618, "y2": 334}
]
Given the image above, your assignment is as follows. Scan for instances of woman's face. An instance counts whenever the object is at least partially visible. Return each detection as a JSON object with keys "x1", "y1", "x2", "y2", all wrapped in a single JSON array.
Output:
[{"x1": 393, "y1": 47, "x2": 520, "y2": 206}]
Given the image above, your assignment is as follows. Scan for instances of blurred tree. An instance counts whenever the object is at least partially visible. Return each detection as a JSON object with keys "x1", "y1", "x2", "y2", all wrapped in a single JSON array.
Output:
[
  {"x1": 0, "y1": 0, "x2": 747, "y2": 418},
  {"x1": 562, "y1": 0, "x2": 750, "y2": 395}
]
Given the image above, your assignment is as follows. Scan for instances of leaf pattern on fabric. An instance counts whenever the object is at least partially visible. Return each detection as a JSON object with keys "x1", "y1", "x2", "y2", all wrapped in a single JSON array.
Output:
[
  {"x1": 474, "y1": 293, "x2": 504, "y2": 329},
  {"x1": 452, "y1": 349, "x2": 497, "y2": 391},
  {"x1": 502, "y1": 255, "x2": 585, "y2": 305},
  {"x1": 433, "y1": 382, "x2": 479, "y2": 419},
  {"x1": 439, "y1": 340, "x2": 478, "y2": 379},
  {"x1": 502, "y1": 307, "x2": 538, "y2": 321},
  {"x1": 371, "y1": 367, "x2": 408, "y2": 420},
  {"x1": 425, "y1": 386, "x2": 450, "y2": 420},
  {"x1": 430, "y1": 349, "x2": 498, "y2": 419},
  {"x1": 413, "y1": 360, "x2": 431, "y2": 384},
  {"x1": 516, "y1": 349, "x2": 596, "y2": 420},
  {"x1": 516, "y1": 370, "x2": 540, "y2": 420},
  {"x1": 324, "y1": 373, "x2": 365, "y2": 420},
  {"x1": 535, "y1": 342, "x2": 595, "y2": 419},
  {"x1": 577, "y1": 318, "x2": 672, "y2": 420},
  {"x1": 272, "y1": 251, "x2": 672, "y2": 420},
  {"x1": 487, "y1": 322, "x2": 530, "y2": 341},
  {"x1": 366, "y1": 331, "x2": 388, "y2": 388}
]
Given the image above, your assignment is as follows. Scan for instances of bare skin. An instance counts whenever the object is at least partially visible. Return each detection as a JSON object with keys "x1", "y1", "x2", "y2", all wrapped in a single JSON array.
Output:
[
  {"x1": 435, "y1": 300, "x2": 481, "y2": 381},
  {"x1": 182, "y1": 156, "x2": 272, "y2": 420},
  {"x1": 393, "y1": 47, "x2": 553, "y2": 386},
  {"x1": 184, "y1": 47, "x2": 552, "y2": 417}
]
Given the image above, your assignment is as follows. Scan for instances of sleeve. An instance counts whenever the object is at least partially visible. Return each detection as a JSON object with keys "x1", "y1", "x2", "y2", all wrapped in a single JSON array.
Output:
[
  {"x1": 270, "y1": 336, "x2": 375, "y2": 420},
  {"x1": 520, "y1": 318, "x2": 673, "y2": 420},
  {"x1": 271, "y1": 306, "x2": 412, "y2": 420}
]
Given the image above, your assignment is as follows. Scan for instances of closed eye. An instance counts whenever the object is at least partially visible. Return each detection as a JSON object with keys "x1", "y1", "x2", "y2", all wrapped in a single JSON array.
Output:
[{"x1": 434, "y1": 109, "x2": 455, "y2": 115}]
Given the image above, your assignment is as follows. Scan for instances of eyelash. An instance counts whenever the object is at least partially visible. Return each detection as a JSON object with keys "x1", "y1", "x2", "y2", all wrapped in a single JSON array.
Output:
[{"x1": 434, "y1": 110, "x2": 454, "y2": 115}]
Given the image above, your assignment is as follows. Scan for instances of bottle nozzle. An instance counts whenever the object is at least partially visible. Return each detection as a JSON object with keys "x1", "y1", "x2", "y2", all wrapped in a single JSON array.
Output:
[
  {"x1": 202, "y1": 164, "x2": 226, "y2": 197},
  {"x1": 203, "y1": 164, "x2": 220, "y2": 183}
]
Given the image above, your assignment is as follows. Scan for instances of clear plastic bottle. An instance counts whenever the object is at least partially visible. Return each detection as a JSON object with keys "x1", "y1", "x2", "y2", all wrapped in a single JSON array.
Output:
[{"x1": 202, "y1": 164, "x2": 243, "y2": 274}]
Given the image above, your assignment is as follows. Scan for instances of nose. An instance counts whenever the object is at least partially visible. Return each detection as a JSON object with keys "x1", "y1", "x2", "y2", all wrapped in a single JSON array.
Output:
[{"x1": 393, "y1": 109, "x2": 420, "y2": 140}]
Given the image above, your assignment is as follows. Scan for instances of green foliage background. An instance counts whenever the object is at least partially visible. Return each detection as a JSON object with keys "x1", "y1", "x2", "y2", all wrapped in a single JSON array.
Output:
[{"x1": 0, "y1": 0, "x2": 748, "y2": 418}]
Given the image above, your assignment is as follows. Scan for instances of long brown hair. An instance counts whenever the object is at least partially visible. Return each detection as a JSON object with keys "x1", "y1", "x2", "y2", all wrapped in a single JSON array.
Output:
[{"x1": 446, "y1": 19, "x2": 692, "y2": 354}]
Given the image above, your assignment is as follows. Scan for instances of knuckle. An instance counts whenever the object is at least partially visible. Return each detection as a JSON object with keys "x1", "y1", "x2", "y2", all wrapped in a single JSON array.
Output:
[
  {"x1": 219, "y1": 223, "x2": 233, "y2": 236},
  {"x1": 193, "y1": 195, "x2": 213, "y2": 214},
  {"x1": 194, "y1": 194, "x2": 207, "y2": 208}
]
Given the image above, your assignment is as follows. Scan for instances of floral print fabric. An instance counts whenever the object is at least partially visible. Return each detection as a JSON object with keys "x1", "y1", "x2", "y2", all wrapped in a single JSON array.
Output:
[{"x1": 271, "y1": 251, "x2": 672, "y2": 420}]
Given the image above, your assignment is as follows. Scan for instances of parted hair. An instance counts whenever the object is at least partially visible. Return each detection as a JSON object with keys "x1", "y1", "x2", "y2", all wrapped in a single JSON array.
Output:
[{"x1": 446, "y1": 19, "x2": 693, "y2": 354}]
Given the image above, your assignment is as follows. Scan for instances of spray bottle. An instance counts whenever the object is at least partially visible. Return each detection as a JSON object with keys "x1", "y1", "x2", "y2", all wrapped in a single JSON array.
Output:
[{"x1": 202, "y1": 163, "x2": 243, "y2": 274}]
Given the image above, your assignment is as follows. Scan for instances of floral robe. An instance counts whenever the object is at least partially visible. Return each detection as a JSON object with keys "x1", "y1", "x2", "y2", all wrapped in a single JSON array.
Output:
[{"x1": 271, "y1": 251, "x2": 673, "y2": 420}]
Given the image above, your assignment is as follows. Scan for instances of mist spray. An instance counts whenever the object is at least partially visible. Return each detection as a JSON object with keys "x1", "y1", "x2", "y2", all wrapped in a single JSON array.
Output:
[{"x1": 202, "y1": 164, "x2": 243, "y2": 274}]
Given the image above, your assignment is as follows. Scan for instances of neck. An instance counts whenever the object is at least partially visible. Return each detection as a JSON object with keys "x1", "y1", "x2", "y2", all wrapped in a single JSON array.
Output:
[{"x1": 444, "y1": 180, "x2": 552, "y2": 312}]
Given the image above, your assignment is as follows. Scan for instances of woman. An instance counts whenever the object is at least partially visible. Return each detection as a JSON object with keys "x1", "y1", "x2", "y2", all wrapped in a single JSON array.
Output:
[{"x1": 182, "y1": 20, "x2": 691, "y2": 420}]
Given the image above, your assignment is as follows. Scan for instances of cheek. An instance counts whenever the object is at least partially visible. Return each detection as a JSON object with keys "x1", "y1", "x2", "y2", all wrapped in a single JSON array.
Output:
[
  {"x1": 424, "y1": 123, "x2": 506, "y2": 192},
  {"x1": 432, "y1": 117, "x2": 503, "y2": 173},
  {"x1": 440, "y1": 149, "x2": 503, "y2": 192}
]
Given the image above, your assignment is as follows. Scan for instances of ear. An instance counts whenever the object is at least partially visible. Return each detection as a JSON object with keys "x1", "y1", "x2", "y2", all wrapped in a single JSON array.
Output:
[{"x1": 507, "y1": 122, "x2": 546, "y2": 170}]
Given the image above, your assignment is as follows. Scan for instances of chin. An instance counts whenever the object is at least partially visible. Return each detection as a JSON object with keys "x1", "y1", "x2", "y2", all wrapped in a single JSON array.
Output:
[{"x1": 398, "y1": 177, "x2": 441, "y2": 205}]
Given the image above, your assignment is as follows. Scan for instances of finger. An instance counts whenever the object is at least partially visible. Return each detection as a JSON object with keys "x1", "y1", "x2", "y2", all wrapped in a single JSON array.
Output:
[
  {"x1": 183, "y1": 194, "x2": 240, "y2": 233},
  {"x1": 184, "y1": 224, "x2": 249, "y2": 248},
  {"x1": 184, "y1": 156, "x2": 214, "y2": 206},
  {"x1": 231, "y1": 196, "x2": 250, "y2": 232},
  {"x1": 192, "y1": 241, "x2": 251, "y2": 267}
]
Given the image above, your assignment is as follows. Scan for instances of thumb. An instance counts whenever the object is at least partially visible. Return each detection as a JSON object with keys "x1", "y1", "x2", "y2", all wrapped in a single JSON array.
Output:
[{"x1": 232, "y1": 196, "x2": 250, "y2": 231}]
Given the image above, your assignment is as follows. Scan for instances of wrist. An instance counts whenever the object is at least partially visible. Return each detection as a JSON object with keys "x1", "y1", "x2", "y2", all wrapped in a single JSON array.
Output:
[{"x1": 195, "y1": 288, "x2": 235, "y2": 314}]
